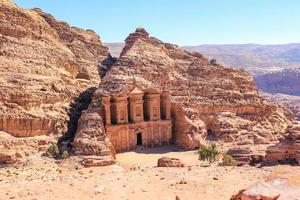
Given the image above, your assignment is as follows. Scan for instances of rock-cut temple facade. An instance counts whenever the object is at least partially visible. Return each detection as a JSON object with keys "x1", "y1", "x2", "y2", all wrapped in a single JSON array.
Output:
[{"x1": 101, "y1": 87, "x2": 172, "y2": 152}]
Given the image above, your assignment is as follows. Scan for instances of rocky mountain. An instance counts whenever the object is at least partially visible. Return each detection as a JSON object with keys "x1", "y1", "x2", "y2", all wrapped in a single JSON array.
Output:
[
  {"x1": 74, "y1": 28, "x2": 292, "y2": 160},
  {"x1": 0, "y1": 0, "x2": 111, "y2": 138},
  {"x1": 107, "y1": 43, "x2": 300, "y2": 97}
]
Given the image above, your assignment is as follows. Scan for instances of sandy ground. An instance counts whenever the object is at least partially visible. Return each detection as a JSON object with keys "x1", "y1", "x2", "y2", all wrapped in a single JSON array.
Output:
[{"x1": 0, "y1": 146, "x2": 297, "y2": 200}]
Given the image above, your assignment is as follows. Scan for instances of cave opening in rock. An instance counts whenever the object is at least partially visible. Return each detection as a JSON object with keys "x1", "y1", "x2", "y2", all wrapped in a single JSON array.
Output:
[
  {"x1": 207, "y1": 128, "x2": 215, "y2": 141},
  {"x1": 136, "y1": 132, "x2": 143, "y2": 146}
]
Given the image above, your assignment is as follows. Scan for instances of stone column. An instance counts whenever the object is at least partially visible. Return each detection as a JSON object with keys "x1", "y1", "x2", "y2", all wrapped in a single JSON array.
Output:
[
  {"x1": 128, "y1": 93, "x2": 144, "y2": 122},
  {"x1": 161, "y1": 91, "x2": 171, "y2": 120},
  {"x1": 144, "y1": 92, "x2": 161, "y2": 121},
  {"x1": 102, "y1": 96, "x2": 111, "y2": 125},
  {"x1": 112, "y1": 95, "x2": 128, "y2": 124}
]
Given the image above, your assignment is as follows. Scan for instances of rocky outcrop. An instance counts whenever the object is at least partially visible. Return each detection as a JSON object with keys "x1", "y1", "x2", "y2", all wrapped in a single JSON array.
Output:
[
  {"x1": 0, "y1": 131, "x2": 55, "y2": 165},
  {"x1": 0, "y1": 0, "x2": 110, "y2": 137},
  {"x1": 227, "y1": 147, "x2": 265, "y2": 165},
  {"x1": 157, "y1": 157, "x2": 185, "y2": 167},
  {"x1": 227, "y1": 147, "x2": 254, "y2": 165},
  {"x1": 73, "y1": 110, "x2": 115, "y2": 157},
  {"x1": 265, "y1": 122, "x2": 300, "y2": 165}
]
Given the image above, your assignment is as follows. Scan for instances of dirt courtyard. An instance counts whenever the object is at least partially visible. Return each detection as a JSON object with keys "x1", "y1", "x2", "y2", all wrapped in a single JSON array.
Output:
[{"x1": 0, "y1": 146, "x2": 296, "y2": 200}]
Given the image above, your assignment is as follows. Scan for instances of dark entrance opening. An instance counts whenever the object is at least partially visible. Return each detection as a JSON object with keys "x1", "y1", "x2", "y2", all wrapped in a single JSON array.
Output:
[
  {"x1": 136, "y1": 133, "x2": 142, "y2": 146},
  {"x1": 207, "y1": 129, "x2": 215, "y2": 141}
]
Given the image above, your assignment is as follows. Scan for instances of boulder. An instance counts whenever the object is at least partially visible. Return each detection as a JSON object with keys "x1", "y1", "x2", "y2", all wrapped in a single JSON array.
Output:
[
  {"x1": 0, "y1": 151, "x2": 19, "y2": 165},
  {"x1": 157, "y1": 157, "x2": 185, "y2": 167},
  {"x1": 81, "y1": 156, "x2": 116, "y2": 167}
]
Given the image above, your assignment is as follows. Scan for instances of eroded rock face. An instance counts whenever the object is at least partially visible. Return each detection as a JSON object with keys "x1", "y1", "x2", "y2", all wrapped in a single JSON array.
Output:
[
  {"x1": 0, "y1": 0, "x2": 109, "y2": 137},
  {"x1": 0, "y1": 131, "x2": 55, "y2": 165},
  {"x1": 73, "y1": 110, "x2": 115, "y2": 157},
  {"x1": 265, "y1": 122, "x2": 300, "y2": 165}
]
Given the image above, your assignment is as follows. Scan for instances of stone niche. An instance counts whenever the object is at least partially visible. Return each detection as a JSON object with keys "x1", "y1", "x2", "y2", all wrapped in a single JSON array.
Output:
[{"x1": 102, "y1": 87, "x2": 172, "y2": 152}]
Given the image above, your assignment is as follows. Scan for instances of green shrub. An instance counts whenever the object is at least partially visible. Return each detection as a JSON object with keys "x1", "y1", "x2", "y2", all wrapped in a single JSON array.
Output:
[
  {"x1": 221, "y1": 154, "x2": 237, "y2": 166},
  {"x1": 61, "y1": 150, "x2": 69, "y2": 159},
  {"x1": 47, "y1": 143, "x2": 59, "y2": 158},
  {"x1": 198, "y1": 143, "x2": 219, "y2": 164}
]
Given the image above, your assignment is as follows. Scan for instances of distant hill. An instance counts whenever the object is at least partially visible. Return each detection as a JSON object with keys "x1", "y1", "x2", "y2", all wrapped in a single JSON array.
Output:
[
  {"x1": 182, "y1": 44, "x2": 300, "y2": 75},
  {"x1": 105, "y1": 43, "x2": 124, "y2": 57},
  {"x1": 254, "y1": 68, "x2": 300, "y2": 96},
  {"x1": 262, "y1": 92, "x2": 300, "y2": 120}
]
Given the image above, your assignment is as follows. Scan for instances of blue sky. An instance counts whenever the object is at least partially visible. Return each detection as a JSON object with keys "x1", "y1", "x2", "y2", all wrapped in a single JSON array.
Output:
[{"x1": 14, "y1": 0, "x2": 300, "y2": 45}]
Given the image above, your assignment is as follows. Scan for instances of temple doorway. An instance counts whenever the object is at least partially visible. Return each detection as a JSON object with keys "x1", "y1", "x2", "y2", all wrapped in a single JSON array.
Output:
[{"x1": 136, "y1": 133, "x2": 143, "y2": 146}]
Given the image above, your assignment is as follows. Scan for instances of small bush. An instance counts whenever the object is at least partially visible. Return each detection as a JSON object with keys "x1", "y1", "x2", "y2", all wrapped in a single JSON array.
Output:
[
  {"x1": 47, "y1": 143, "x2": 59, "y2": 158},
  {"x1": 61, "y1": 150, "x2": 69, "y2": 159},
  {"x1": 198, "y1": 143, "x2": 219, "y2": 164},
  {"x1": 221, "y1": 154, "x2": 237, "y2": 166}
]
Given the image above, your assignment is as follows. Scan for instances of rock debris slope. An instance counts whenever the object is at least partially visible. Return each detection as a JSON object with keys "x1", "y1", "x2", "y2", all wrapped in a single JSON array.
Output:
[
  {"x1": 0, "y1": 0, "x2": 110, "y2": 137},
  {"x1": 74, "y1": 28, "x2": 292, "y2": 158}
]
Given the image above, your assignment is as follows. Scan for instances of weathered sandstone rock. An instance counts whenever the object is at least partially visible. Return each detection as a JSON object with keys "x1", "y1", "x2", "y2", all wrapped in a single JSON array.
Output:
[
  {"x1": 227, "y1": 147, "x2": 253, "y2": 165},
  {"x1": 73, "y1": 110, "x2": 115, "y2": 157},
  {"x1": 0, "y1": 0, "x2": 110, "y2": 137},
  {"x1": 0, "y1": 149, "x2": 19, "y2": 164},
  {"x1": 265, "y1": 122, "x2": 300, "y2": 165},
  {"x1": 0, "y1": 131, "x2": 56, "y2": 164},
  {"x1": 81, "y1": 156, "x2": 116, "y2": 167},
  {"x1": 157, "y1": 157, "x2": 185, "y2": 167}
]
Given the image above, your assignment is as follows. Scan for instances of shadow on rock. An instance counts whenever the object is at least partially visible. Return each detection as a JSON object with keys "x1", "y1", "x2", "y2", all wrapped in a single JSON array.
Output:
[{"x1": 58, "y1": 87, "x2": 97, "y2": 151}]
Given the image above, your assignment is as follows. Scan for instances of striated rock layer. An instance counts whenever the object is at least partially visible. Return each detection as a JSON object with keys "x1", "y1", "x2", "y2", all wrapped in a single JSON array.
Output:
[
  {"x1": 74, "y1": 27, "x2": 292, "y2": 157},
  {"x1": 0, "y1": 0, "x2": 110, "y2": 137}
]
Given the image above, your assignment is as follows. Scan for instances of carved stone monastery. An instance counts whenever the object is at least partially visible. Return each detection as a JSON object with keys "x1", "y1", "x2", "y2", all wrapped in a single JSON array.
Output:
[{"x1": 101, "y1": 87, "x2": 172, "y2": 152}]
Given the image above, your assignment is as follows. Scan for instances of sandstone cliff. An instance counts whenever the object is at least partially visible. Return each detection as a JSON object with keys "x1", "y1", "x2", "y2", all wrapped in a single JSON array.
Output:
[
  {"x1": 74, "y1": 28, "x2": 292, "y2": 157},
  {"x1": 0, "y1": 0, "x2": 110, "y2": 137}
]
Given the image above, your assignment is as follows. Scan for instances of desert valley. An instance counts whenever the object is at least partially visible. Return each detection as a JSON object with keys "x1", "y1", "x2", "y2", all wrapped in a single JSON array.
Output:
[{"x1": 0, "y1": 0, "x2": 300, "y2": 199}]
